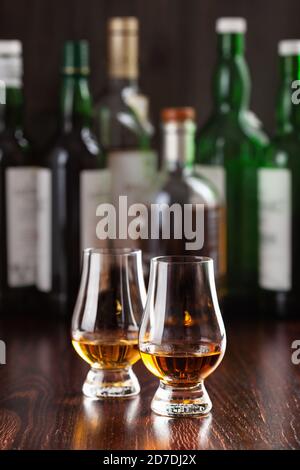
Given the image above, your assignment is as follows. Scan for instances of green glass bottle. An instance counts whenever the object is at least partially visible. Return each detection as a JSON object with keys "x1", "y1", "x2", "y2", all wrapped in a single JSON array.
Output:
[
  {"x1": 195, "y1": 18, "x2": 269, "y2": 311},
  {"x1": 0, "y1": 41, "x2": 35, "y2": 314},
  {"x1": 259, "y1": 40, "x2": 300, "y2": 318},
  {"x1": 37, "y1": 41, "x2": 108, "y2": 316}
]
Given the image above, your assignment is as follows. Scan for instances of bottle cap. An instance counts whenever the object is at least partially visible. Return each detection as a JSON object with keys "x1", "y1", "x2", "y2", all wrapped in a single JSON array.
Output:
[
  {"x1": 107, "y1": 17, "x2": 139, "y2": 79},
  {"x1": 161, "y1": 108, "x2": 196, "y2": 168},
  {"x1": 108, "y1": 17, "x2": 138, "y2": 33},
  {"x1": 278, "y1": 40, "x2": 300, "y2": 56},
  {"x1": 216, "y1": 18, "x2": 247, "y2": 34},
  {"x1": 161, "y1": 107, "x2": 196, "y2": 122},
  {"x1": 0, "y1": 40, "x2": 22, "y2": 56},
  {"x1": 0, "y1": 40, "x2": 23, "y2": 87}
]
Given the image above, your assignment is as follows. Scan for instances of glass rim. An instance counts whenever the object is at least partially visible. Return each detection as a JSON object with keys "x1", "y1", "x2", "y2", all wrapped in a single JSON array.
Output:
[
  {"x1": 83, "y1": 247, "x2": 142, "y2": 257},
  {"x1": 151, "y1": 255, "x2": 213, "y2": 265}
]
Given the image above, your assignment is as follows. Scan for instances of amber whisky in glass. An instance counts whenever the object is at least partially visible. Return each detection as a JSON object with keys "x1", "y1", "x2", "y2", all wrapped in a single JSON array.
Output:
[
  {"x1": 72, "y1": 334, "x2": 140, "y2": 370},
  {"x1": 140, "y1": 342, "x2": 222, "y2": 386},
  {"x1": 71, "y1": 248, "x2": 146, "y2": 398},
  {"x1": 139, "y1": 256, "x2": 226, "y2": 417}
]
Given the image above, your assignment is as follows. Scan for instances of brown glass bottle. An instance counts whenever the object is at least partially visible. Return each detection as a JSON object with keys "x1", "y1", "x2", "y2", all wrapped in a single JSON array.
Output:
[{"x1": 141, "y1": 108, "x2": 226, "y2": 295}]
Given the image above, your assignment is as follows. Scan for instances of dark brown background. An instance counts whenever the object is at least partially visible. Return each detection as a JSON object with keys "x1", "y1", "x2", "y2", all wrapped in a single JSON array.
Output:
[{"x1": 0, "y1": 0, "x2": 300, "y2": 149}]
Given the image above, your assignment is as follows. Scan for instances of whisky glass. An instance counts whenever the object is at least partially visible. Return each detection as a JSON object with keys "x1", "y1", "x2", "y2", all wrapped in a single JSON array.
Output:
[
  {"x1": 71, "y1": 248, "x2": 146, "y2": 398},
  {"x1": 139, "y1": 256, "x2": 226, "y2": 417}
]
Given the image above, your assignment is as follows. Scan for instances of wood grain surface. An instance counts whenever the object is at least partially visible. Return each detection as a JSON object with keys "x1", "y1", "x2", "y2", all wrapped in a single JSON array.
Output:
[{"x1": 0, "y1": 314, "x2": 299, "y2": 450}]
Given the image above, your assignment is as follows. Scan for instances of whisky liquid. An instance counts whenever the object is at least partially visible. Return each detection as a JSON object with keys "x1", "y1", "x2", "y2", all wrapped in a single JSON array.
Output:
[
  {"x1": 72, "y1": 336, "x2": 140, "y2": 369},
  {"x1": 140, "y1": 342, "x2": 222, "y2": 385}
]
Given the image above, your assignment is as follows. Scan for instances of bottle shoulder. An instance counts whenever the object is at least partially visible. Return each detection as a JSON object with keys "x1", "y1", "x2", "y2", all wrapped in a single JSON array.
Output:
[
  {"x1": 94, "y1": 90, "x2": 125, "y2": 113},
  {"x1": 94, "y1": 83, "x2": 141, "y2": 115},
  {"x1": 261, "y1": 132, "x2": 300, "y2": 169},
  {"x1": 186, "y1": 171, "x2": 221, "y2": 206},
  {"x1": 197, "y1": 112, "x2": 268, "y2": 143},
  {"x1": 153, "y1": 170, "x2": 220, "y2": 207},
  {"x1": 196, "y1": 111, "x2": 268, "y2": 164},
  {"x1": 94, "y1": 85, "x2": 152, "y2": 150},
  {"x1": 95, "y1": 81, "x2": 140, "y2": 102},
  {"x1": 240, "y1": 111, "x2": 269, "y2": 147},
  {"x1": 42, "y1": 129, "x2": 104, "y2": 169},
  {"x1": 0, "y1": 131, "x2": 27, "y2": 166}
]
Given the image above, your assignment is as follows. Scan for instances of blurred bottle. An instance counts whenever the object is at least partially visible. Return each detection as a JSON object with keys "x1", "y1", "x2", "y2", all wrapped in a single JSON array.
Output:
[
  {"x1": 195, "y1": 18, "x2": 269, "y2": 312},
  {"x1": 141, "y1": 107, "x2": 226, "y2": 295},
  {"x1": 0, "y1": 40, "x2": 35, "y2": 314},
  {"x1": 94, "y1": 17, "x2": 157, "y2": 210},
  {"x1": 259, "y1": 40, "x2": 300, "y2": 318},
  {"x1": 37, "y1": 41, "x2": 108, "y2": 316}
]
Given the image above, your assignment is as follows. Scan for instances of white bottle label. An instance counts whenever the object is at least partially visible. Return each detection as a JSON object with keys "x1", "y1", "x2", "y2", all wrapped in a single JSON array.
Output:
[
  {"x1": 6, "y1": 167, "x2": 37, "y2": 287},
  {"x1": 258, "y1": 168, "x2": 292, "y2": 291},
  {"x1": 80, "y1": 169, "x2": 111, "y2": 252},
  {"x1": 36, "y1": 169, "x2": 52, "y2": 292},
  {"x1": 108, "y1": 150, "x2": 158, "y2": 248},
  {"x1": 109, "y1": 150, "x2": 158, "y2": 206},
  {"x1": 194, "y1": 164, "x2": 226, "y2": 202}
]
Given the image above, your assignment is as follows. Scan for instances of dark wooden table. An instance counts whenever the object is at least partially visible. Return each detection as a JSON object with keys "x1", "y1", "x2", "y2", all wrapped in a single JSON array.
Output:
[{"x1": 0, "y1": 313, "x2": 300, "y2": 450}]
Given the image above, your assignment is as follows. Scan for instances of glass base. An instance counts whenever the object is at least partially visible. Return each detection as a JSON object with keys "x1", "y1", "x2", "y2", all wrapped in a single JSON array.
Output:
[
  {"x1": 82, "y1": 367, "x2": 140, "y2": 399},
  {"x1": 151, "y1": 381, "x2": 212, "y2": 417}
]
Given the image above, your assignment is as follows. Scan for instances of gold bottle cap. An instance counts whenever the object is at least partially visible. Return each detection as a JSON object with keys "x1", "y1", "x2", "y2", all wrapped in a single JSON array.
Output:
[
  {"x1": 107, "y1": 17, "x2": 139, "y2": 79},
  {"x1": 108, "y1": 17, "x2": 138, "y2": 33}
]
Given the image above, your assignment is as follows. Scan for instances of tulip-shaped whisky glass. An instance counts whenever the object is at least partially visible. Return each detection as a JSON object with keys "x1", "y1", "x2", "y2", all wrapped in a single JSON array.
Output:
[
  {"x1": 72, "y1": 248, "x2": 146, "y2": 398},
  {"x1": 139, "y1": 256, "x2": 226, "y2": 417}
]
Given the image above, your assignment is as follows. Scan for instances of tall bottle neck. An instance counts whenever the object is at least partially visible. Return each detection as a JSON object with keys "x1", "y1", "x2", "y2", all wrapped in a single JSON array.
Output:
[
  {"x1": 276, "y1": 56, "x2": 295, "y2": 135},
  {"x1": 0, "y1": 85, "x2": 23, "y2": 133},
  {"x1": 108, "y1": 77, "x2": 139, "y2": 94},
  {"x1": 60, "y1": 74, "x2": 92, "y2": 133},
  {"x1": 213, "y1": 33, "x2": 250, "y2": 113},
  {"x1": 162, "y1": 121, "x2": 195, "y2": 172},
  {"x1": 107, "y1": 18, "x2": 139, "y2": 91},
  {"x1": 288, "y1": 55, "x2": 300, "y2": 132}
]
